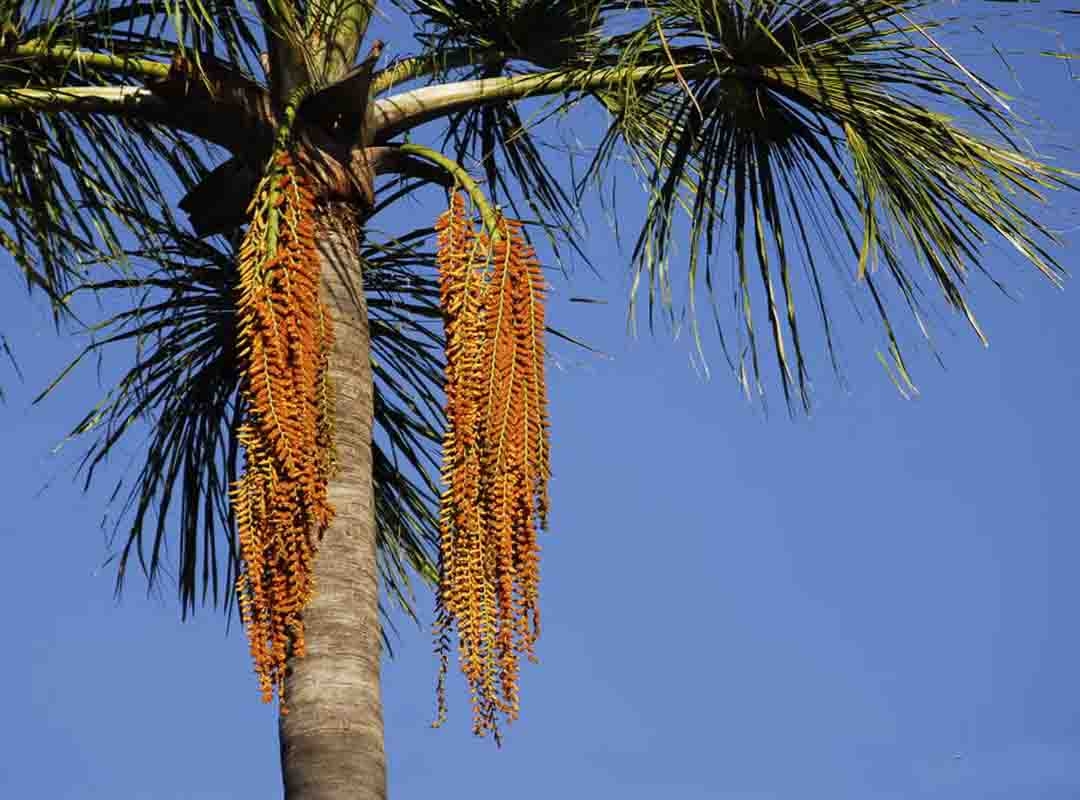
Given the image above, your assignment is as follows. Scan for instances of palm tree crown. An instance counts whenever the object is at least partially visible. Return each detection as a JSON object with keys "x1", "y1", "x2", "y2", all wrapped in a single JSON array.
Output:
[{"x1": 2, "y1": 0, "x2": 1076, "y2": 771}]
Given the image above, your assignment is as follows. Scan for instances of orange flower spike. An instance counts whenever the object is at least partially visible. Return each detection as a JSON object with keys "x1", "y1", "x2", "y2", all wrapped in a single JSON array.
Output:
[
  {"x1": 232, "y1": 153, "x2": 335, "y2": 707},
  {"x1": 434, "y1": 196, "x2": 551, "y2": 737}
]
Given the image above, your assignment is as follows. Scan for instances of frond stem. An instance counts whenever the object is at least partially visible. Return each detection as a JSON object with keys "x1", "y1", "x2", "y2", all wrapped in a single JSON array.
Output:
[
  {"x1": 372, "y1": 61, "x2": 731, "y2": 139},
  {"x1": 0, "y1": 85, "x2": 160, "y2": 113},
  {"x1": 370, "y1": 47, "x2": 508, "y2": 97},
  {"x1": 396, "y1": 144, "x2": 499, "y2": 236},
  {"x1": 9, "y1": 43, "x2": 172, "y2": 81}
]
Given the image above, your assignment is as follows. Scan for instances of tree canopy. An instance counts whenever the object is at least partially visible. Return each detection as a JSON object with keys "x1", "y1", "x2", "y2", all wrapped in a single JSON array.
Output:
[{"x1": 2, "y1": 0, "x2": 1077, "y2": 746}]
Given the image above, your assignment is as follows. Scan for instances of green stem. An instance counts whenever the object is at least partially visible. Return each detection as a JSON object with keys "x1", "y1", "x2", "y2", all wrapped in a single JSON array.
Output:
[
  {"x1": 275, "y1": 84, "x2": 314, "y2": 150},
  {"x1": 258, "y1": 83, "x2": 317, "y2": 254},
  {"x1": 8, "y1": 43, "x2": 172, "y2": 81},
  {"x1": 372, "y1": 61, "x2": 767, "y2": 139},
  {"x1": 396, "y1": 143, "x2": 500, "y2": 237},
  {"x1": 369, "y1": 47, "x2": 508, "y2": 97},
  {"x1": 0, "y1": 85, "x2": 159, "y2": 113},
  {"x1": 0, "y1": 82, "x2": 270, "y2": 154}
]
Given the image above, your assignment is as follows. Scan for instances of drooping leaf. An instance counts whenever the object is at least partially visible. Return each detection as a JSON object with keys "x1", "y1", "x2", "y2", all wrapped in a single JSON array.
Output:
[{"x1": 586, "y1": 0, "x2": 1075, "y2": 409}]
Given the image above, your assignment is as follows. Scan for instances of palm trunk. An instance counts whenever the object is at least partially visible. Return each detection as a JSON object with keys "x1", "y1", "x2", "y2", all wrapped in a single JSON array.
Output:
[{"x1": 278, "y1": 203, "x2": 386, "y2": 800}]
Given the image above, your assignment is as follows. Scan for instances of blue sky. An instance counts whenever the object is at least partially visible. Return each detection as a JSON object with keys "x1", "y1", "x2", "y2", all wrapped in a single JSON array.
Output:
[{"x1": 4, "y1": 3, "x2": 1080, "y2": 799}]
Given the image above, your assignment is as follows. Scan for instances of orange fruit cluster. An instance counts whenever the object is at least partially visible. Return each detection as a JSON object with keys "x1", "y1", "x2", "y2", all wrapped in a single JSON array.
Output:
[
  {"x1": 231, "y1": 153, "x2": 335, "y2": 708},
  {"x1": 434, "y1": 191, "x2": 550, "y2": 740}
]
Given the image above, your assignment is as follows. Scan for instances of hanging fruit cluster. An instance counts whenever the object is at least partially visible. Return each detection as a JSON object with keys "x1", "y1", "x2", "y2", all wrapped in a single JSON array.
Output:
[
  {"x1": 227, "y1": 164, "x2": 550, "y2": 739},
  {"x1": 433, "y1": 190, "x2": 551, "y2": 740},
  {"x1": 231, "y1": 152, "x2": 335, "y2": 708}
]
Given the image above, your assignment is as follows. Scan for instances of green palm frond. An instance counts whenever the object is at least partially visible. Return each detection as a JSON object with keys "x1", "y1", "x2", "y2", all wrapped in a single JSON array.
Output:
[
  {"x1": 588, "y1": 0, "x2": 1075, "y2": 409},
  {"x1": 409, "y1": 0, "x2": 606, "y2": 67},
  {"x1": 365, "y1": 222, "x2": 446, "y2": 629},
  {"x1": 17, "y1": 0, "x2": 262, "y2": 71},
  {"x1": 37, "y1": 198, "x2": 454, "y2": 636},
  {"x1": 0, "y1": 109, "x2": 210, "y2": 306},
  {"x1": 36, "y1": 204, "x2": 241, "y2": 615},
  {"x1": 0, "y1": 9, "x2": 223, "y2": 305}
]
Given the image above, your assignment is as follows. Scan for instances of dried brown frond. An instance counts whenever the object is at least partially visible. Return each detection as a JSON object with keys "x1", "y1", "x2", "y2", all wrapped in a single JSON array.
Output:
[
  {"x1": 434, "y1": 191, "x2": 550, "y2": 741},
  {"x1": 231, "y1": 152, "x2": 335, "y2": 708}
]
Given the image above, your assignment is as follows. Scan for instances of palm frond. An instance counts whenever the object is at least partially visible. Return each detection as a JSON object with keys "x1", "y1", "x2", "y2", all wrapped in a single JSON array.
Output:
[
  {"x1": 588, "y1": 0, "x2": 1075, "y2": 409},
  {"x1": 409, "y1": 0, "x2": 606, "y2": 67},
  {"x1": 37, "y1": 199, "x2": 454, "y2": 636},
  {"x1": 364, "y1": 222, "x2": 447, "y2": 629},
  {"x1": 36, "y1": 205, "x2": 241, "y2": 616},
  {"x1": 0, "y1": 9, "x2": 228, "y2": 305},
  {"x1": 18, "y1": 0, "x2": 262, "y2": 72}
]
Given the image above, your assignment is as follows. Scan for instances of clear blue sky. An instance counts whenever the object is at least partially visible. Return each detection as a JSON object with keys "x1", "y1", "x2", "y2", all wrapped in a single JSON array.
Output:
[{"x1": 4, "y1": 4, "x2": 1080, "y2": 799}]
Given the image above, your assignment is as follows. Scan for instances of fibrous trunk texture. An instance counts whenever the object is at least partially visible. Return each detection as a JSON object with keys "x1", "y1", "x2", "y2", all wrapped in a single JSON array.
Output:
[{"x1": 278, "y1": 204, "x2": 385, "y2": 800}]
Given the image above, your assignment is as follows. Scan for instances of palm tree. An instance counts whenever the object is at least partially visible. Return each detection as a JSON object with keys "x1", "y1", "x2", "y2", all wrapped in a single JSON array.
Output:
[{"x1": 1, "y1": 0, "x2": 1075, "y2": 797}]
